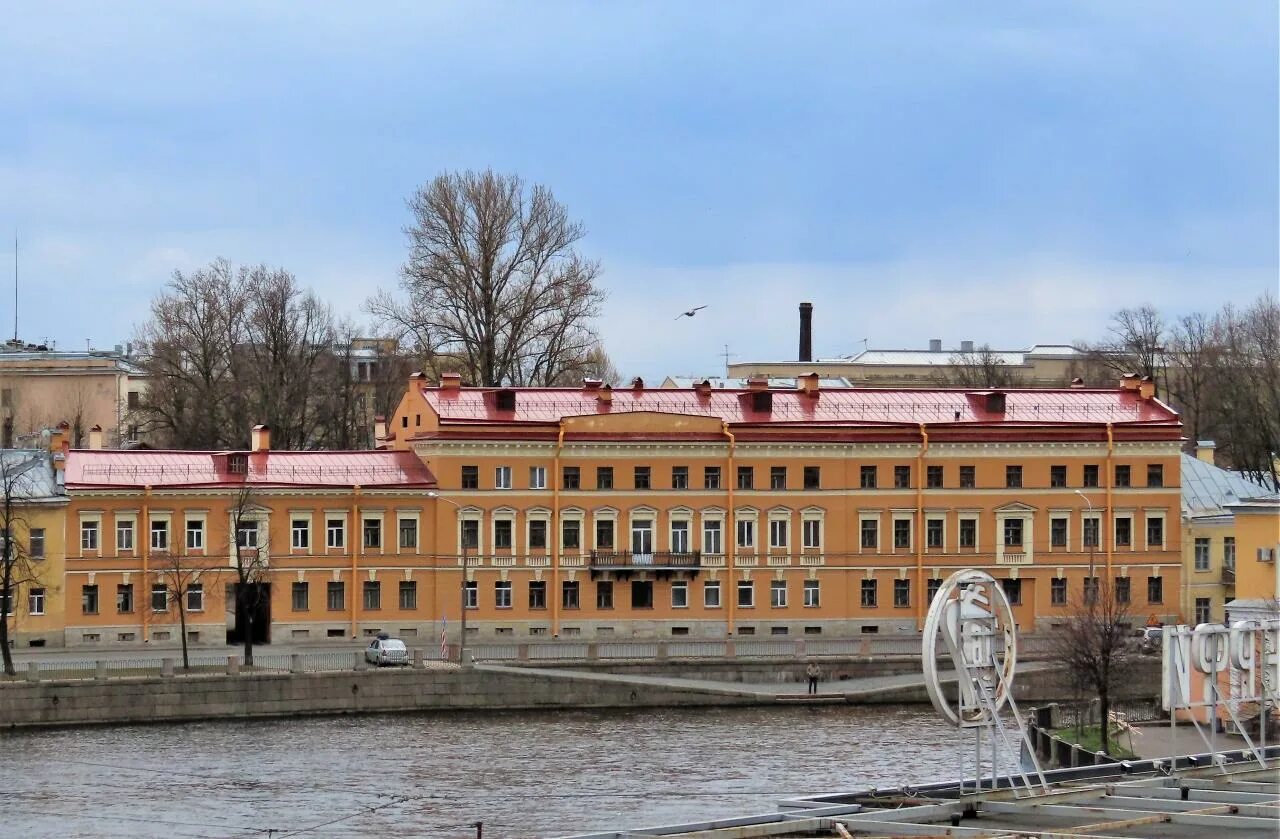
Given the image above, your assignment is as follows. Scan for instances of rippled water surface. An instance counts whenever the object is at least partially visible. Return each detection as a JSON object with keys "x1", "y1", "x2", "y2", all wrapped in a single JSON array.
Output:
[{"x1": 5, "y1": 706, "x2": 966, "y2": 838}]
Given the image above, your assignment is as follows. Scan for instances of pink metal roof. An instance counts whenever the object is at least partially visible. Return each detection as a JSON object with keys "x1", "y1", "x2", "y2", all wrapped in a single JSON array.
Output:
[
  {"x1": 420, "y1": 385, "x2": 1180, "y2": 427},
  {"x1": 66, "y1": 450, "x2": 436, "y2": 489}
]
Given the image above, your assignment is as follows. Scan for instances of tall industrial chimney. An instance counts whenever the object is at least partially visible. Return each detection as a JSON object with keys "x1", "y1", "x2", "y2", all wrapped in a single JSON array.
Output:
[{"x1": 798, "y1": 302, "x2": 813, "y2": 363}]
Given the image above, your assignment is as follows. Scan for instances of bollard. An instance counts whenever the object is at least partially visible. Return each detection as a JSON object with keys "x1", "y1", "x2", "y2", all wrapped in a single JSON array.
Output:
[
  {"x1": 26, "y1": 661, "x2": 39, "y2": 683},
  {"x1": 413, "y1": 649, "x2": 424, "y2": 669},
  {"x1": 290, "y1": 653, "x2": 303, "y2": 674},
  {"x1": 354, "y1": 651, "x2": 368, "y2": 671},
  {"x1": 226, "y1": 655, "x2": 240, "y2": 676},
  {"x1": 161, "y1": 658, "x2": 174, "y2": 678},
  {"x1": 95, "y1": 660, "x2": 107, "y2": 681}
]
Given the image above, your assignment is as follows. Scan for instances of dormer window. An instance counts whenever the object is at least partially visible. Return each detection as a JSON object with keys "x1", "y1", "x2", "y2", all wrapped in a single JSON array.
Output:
[
  {"x1": 227, "y1": 453, "x2": 248, "y2": 475},
  {"x1": 495, "y1": 389, "x2": 516, "y2": 412},
  {"x1": 751, "y1": 391, "x2": 773, "y2": 413}
]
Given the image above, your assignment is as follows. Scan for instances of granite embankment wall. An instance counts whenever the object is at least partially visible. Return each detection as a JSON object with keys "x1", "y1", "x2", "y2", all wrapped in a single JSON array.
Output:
[{"x1": 0, "y1": 666, "x2": 763, "y2": 730}]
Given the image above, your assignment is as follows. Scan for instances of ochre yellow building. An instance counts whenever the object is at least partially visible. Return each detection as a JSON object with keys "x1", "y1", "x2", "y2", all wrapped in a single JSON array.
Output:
[
  {"x1": 61, "y1": 426, "x2": 438, "y2": 646},
  {"x1": 382, "y1": 372, "x2": 1183, "y2": 642},
  {"x1": 0, "y1": 446, "x2": 69, "y2": 648},
  {"x1": 29, "y1": 373, "x2": 1194, "y2": 648}
]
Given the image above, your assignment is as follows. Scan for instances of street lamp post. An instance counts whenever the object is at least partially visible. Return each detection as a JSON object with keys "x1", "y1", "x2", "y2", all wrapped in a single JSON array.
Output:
[
  {"x1": 1075, "y1": 490, "x2": 1096, "y2": 604},
  {"x1": 429, "y1": 491, "x2": 470, "y2": 665}
]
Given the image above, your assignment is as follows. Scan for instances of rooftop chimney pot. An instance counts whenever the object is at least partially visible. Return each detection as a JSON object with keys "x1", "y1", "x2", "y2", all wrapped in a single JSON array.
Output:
[
  {"x1": 630, "y1": 377, "x2": 645, "y2": 390},
  {"x1": 799, "y1": 372, "x2": 820, "y2": 398},
  {"x1": 439, "y1": 372, "x2": 461, "y2": 389},
  {"x1": 582, "y1": 378, "x2": 602, "y2": 390},
  {"x1": 1070, "y1": 377, "x2": 1085, "y2": 388},
  {"x1": 694, "y1": 379, "x2": 712, "y2": 398},
  {"x1": 598, "y1": 384, "x2": 613, "y2": 404},
  {"x1": 746, "y1": 375, "x2": 769, "y2": 392},
  {"x1": 1120, "y1": 373, "x2": 1141, "y2": 391},
  {"x1": 88, "y1": 425, "x2": 104, "y2": 450},
  {"x1": 251, "y1": 424, "x2": 271, "y2": 452},
  {"x1": 1195, "y1": 440, "x2": 1216, "y2": 464}
]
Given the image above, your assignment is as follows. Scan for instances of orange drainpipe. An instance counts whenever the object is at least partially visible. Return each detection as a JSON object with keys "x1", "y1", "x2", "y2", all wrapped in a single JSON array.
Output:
[
  {"x1": 551, "y1": 421, "x2": 565, "y2": 636},
  {"x1": 722, "y1": 422, "x2": 736, "y2": 635},
  {"x1": 1104, "y1": 423, "x2": 1114, "y2": 575},
  {"x1": 350, "y1": 485, "x2": 361, "y2": 638},
  {"x1": 141, "y1": 485, "x2": 151, "y2": 641},
  {"x1": 915, "y1": 424, "x2": 929, "y2": 629}
]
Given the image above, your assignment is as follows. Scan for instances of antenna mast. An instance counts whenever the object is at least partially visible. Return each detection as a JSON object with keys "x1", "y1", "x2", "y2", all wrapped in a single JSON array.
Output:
[{"x1": 12, "y1": 231, "x2": 16, "y2": 343}]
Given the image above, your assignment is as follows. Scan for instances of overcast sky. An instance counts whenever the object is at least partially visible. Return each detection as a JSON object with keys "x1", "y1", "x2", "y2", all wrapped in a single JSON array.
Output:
[{"x1": 2, "y1": 3, "x2": 1276, "y2": 379}]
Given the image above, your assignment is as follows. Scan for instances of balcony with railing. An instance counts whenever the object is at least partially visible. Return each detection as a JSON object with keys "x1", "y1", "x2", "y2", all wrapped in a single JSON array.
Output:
[{"x1": 588, "y1": 550, "x2": 701, "y2": 577}]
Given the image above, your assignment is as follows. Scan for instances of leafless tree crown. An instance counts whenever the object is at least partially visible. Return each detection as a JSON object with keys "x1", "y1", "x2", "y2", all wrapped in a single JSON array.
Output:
[{"x1": 370, "y1": 169, "x2": 609, "y2": 386}]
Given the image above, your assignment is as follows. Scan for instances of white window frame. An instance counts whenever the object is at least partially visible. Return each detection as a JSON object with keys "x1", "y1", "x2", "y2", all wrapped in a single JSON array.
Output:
[
  {"x1": 560, "y1": 508, "x2": 584, "y2": 554},
  {"x1": 186, "y1": 584, "x2": 204, "y2": 612},
  {"x1": 924, "y1": 513, "x2": 946, "y2": 553},
  {"x1": 80, "y1": 515, "x2": 101, "y2": 552},
  {"x1": 858, "y1": 512, "x2": 880, "y2": 553},
  {"x1": 770, "y1": 579, "x2": 787, "y2": 608},
  {"x1": 150, "y1": 584, "x2": 168, "y2": 612},
  {"x1": 670, "y1": 519, "x2": 690, "y2": 554},
  {"x1": 397, "y1": 514, "x2": 419, "y2": 551},
  {"x1": 957, "y1": 512, "x2": 980, "y2": 551},
  {"x1": 702, "y1": 512, "x2": 724, "y2": 556},
  {"x1": 891, "y1": 514, "x2": 913, "y2": 551},
  {"x1": 735, "y1": 510, "x2": 757, "y2": 550},
  {"x1": 801, "y1": 509, "x2": 824, "y2": 550},
  {"x1": 1144, "y1": 511, "x2": 1166, "y2": 551},
  {"x1": 326, "y1": 514, "x2": 347, "y2": 551},
  {"x1": 492, "y1": 509, "x2": 516, "y2": 551},
  {"x1": 362, "y1": 513, "x2": 384, "y2": 552},
  {"x1": 592, "y1": 509, "x2": 618, "y2": 552},
  {"x1": 1194, "y1": 537, "x2": 1211, "y2": 571},
  {"x1": 704, "y1": 580, "x2": 721, "y2": 608},
  {"x1": 1048, "y1": 512, "x2": 1070, "y2": 551},
  {"x1": 736, "y1": 580, "x2": 754, "y2": 608},
  {"x1": 671, "y1": 580, "x2": 689, "y2": 608},
  {"x1": 525, "y1": 510, "x2": 550, "y2": 552},
  {"x1": 803, "y1": 579, "x2": 820, "y2": 607},
  {"x1": 291, "y1": 515, "x2": 311, "y2": 551},
  {"x1": 768, "y1": 510, "x2": 790, "y2": 550},
  {"x1": 529, "y1": 466, "x2": 547, "y2": 490},
  {"x1": 494, "y1": 580, "x2": 512, "y2": 609},
  {"x1": 186, "y1": 515, "x2": 206, "y2": 551},
  {"x1": 149, "y1": 515, "x2": 171, "y2": 551},
  {"x1": 28, "y1": 587, "x2": 45, "y2": 616},
  {"x1": 495, "y1": 465, "x2": 512, "y2": 490},
  {"x1": 116, "y1": 516, "x2": 136, "y2": 553},
  {"x1": 1082, "y1": 512, "x2": 1101, "y2": 550}
]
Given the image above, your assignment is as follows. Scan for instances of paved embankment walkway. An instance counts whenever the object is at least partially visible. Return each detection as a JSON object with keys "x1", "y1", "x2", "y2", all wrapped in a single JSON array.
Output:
[
  {"x1": 477, "y1": 659, "x2": 1066, "y2": 704},
  {"x1": 1128, "y1": 722, "x2": 1255, "y2": 759}
]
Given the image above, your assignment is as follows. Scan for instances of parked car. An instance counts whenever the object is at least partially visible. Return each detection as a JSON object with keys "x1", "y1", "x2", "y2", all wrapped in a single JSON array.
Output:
[
  {"x1": 365, "y1": 635, "x2": 410, "y2": 666},
  {"x1": 1136, "y1": 626, "x2": 1163, "y2": 654}
]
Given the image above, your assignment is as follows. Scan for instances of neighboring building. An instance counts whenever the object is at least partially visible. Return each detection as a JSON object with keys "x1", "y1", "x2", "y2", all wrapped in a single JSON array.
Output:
[
  {"x1": 728, "y1": 342, "x2": 1086, "y2": 387},
  {"x1": 1223, "y1": 494, "x2": 1280, "y2": 624},
  {"x1": 0, "y1": 442, "x2": 69, "y2": 648},
  {"x1": 0, "y1": 341, "x2": 148, "y2": 449},
  {"x1": 383, "y1": 371, "x2": 1183, "y2": 641},
  {"x1": 660, "y1": 376, "x2": 852, "y2": 389},
  {"x1": 1179, "y1": 442, "x2": 1273, "y2": 625},
  {"x1": 61, "y1": 425, "x2": 437, "y2": 647}
]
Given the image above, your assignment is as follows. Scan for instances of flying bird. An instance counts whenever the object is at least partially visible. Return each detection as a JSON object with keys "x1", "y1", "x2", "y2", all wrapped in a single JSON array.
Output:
[{"x1": 676, "y1": 305, "x2": 708, "y2": 320}]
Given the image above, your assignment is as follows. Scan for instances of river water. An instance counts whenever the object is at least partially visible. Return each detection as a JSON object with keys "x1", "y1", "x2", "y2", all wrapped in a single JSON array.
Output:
[{"x1": 5, "y1": 706, "x2": 969, "y2": 838}]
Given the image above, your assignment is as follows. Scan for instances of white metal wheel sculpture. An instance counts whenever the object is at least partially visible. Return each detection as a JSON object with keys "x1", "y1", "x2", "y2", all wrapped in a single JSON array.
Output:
[{"x1": 922, "y1": 569, "x2": 1019, "y2": 727}]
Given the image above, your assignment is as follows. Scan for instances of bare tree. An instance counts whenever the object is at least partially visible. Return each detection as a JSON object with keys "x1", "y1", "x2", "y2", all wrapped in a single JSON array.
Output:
[
  {"x1": 153, "y1": 549, "x2": 221, "y2": 671},
  {"x1": 228, "y1": 484, "x2": 270, "y2": 666},
  {"x1": 933, "y1": 344, "x2": 1022, "y2": 388},
  {"x1": 0, "y1": 453, "x2": 53, "y2": 677},
  {"x1": 1084, "y1": 305, "x2": 1167, "y2": 388},
  {"x1": 1051, "y1": 579, "x2": 1136, "y2": 755},
  {"x1": 135, "y1": 259, "x2": 341, "y2": 450},
  {"x1": 369, "y1": 169, "x2": 608, "y2": 386}
]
